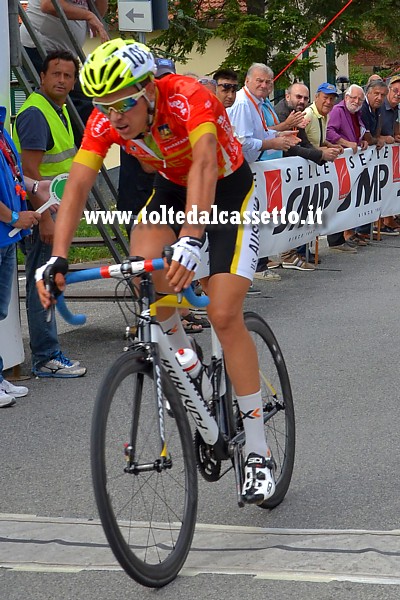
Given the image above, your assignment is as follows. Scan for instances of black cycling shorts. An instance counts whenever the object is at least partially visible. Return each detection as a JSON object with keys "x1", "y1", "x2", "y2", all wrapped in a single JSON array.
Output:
[{"x1": 137, "y1": 161, "x2": 259, "y2": 281}]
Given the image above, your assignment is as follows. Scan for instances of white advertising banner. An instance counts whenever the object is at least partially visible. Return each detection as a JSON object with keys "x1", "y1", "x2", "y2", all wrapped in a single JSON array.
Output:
[{"x1": 252, "y1": 145, "x2": 400, "y2": 255}]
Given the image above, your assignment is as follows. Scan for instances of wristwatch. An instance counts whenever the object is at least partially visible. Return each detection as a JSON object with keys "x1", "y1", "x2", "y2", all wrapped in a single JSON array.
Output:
[
  {"x1": 31, "y1": 180, "x2": 39, "y2": 195},
  {"x1": 7, "y1": 211, "x2": 19, "y2": 225}
]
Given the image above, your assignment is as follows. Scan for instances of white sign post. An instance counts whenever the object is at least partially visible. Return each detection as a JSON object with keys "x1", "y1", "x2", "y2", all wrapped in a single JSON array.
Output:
[
  {"x1": 0, "y1": 3, "x2": 25, "y2": 375},
  {"x1": 118, "y1": 0, "x2": 153, "y2": 32}
]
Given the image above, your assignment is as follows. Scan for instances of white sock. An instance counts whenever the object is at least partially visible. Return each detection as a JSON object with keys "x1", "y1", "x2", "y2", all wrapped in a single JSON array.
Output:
[
  {"x1": 160, "y1": 311, "x2": 191, "y2": 353},
  {"x1": 236, "y1": 390, "x2": 268, "y2": 457}
]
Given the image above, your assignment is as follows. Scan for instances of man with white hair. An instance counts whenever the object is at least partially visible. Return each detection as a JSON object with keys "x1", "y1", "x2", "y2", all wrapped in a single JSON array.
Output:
[
  {"x1": 227, "y1": 63, "x2": 301, "y2": 280},
  {"x1": 326, "y1": 84, "x2": 369, "y2": 250},
  {"x1": 326, "y1": 84, "x2": 369, "y2": 153}
]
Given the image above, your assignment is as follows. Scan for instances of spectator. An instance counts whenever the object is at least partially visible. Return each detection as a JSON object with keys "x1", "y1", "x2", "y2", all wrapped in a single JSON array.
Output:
[
  {"x1": 213, "y1": 68, "x2": 239, "y2": 109},
  {"x1": 380, "y1": 74, "x2": 400, "y2": 233},
  {"x1": 0, "y1": 105, "x2": 44, "y2": 406},
  {"x1": 381, "y1": 74, "x2": 400, "y2": 144},
  {"x1": 275, "y1": 83, "x2": 341, "y2": 270},
  {"x1": 304, "y1": 82, "x2": 343, "y2": 151},
  {"x1": 357, "y1": 79, "x2": 395, "y2": 237},
  {"x1": 198, "y1": 77, "x2": 217, "y2": 94},
  {"x1": 227, "y1": 63, "x2": 300, "y2": 282},
  {"x1": 326, "y1": 84, "x2": 369, "y2": 250},
  {"x1": 227, "y1": 63, "x2": 299, "y2": 163},
  {"x1": 361, "y1": 79, "x2": 388, "y2": 149},
  {"x1": 20, "y1": 0, "x2": 109, "y2": 144},
  {"x1": 13, "y1": 51, "x2": 87, "y2": 378}
]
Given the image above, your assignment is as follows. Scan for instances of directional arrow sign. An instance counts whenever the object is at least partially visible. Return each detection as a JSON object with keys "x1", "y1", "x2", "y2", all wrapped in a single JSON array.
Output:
[{"x1": 118, "y1": 0, "x2": 153, "y2": 32}]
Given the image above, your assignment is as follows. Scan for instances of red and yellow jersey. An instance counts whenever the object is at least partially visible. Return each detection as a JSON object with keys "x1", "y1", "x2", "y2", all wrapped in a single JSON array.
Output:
[{"x1": 75, "y1": 75, "x2": 243, "y2": 186}]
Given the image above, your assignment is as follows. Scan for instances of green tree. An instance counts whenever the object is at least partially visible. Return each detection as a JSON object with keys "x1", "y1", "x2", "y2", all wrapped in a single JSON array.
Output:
[{"x1": 150, "y1": 0, "x2": 400, "y2": 88}]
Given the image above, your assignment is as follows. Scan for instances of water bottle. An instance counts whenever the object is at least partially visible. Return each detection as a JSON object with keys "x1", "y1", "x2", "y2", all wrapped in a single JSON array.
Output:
[{"x1": 175, "y1": 348, "x2": 213, "y2": 402}]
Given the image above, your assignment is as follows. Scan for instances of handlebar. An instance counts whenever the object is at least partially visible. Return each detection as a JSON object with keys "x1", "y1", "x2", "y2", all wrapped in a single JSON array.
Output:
[{"x1": 56, "y1": 257, "x2": 210, "y2": 326}]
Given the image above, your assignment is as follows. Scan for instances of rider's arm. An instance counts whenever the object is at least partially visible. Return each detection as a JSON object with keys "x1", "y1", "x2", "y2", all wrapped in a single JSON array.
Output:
[
  {"x1": 181, "y1": 131, "x2": 218, "y2": 239},
  {"x1": 166, "y1": 130, "x2": 218, "y2": 290}
]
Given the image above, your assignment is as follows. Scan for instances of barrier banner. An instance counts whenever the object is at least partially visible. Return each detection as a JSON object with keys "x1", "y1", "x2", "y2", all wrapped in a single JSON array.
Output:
[{"x1": 252, "y1": 145, "x2": 400, "y2": 255}]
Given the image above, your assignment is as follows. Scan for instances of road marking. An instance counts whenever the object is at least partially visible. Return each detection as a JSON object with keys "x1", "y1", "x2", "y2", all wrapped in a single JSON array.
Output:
[{"x1": 2, "y1": 514, "x2": 400, "y2": 584}]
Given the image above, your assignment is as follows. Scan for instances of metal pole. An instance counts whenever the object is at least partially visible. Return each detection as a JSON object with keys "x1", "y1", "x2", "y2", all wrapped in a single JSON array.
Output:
[{"x1": 1, "y1": 1, "x2": 11, "y2": 122}]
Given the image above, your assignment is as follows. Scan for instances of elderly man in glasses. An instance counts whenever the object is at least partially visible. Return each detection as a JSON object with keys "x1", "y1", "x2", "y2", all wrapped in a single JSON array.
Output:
[{"x1": 326, "y1": 84, "x2": 369, "y2": 249}]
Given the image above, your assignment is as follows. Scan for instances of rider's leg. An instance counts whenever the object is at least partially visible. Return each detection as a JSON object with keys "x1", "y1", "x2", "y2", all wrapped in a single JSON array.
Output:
[
  {"x1": 207, "y1": 272, "x2": 275, "y2": 503},
  {"x1": 206, "y1": 273, "x2": 263, "y2": 419},
  {"x1": 129, "y1": 222, "x2": 192, "y2": 350}
]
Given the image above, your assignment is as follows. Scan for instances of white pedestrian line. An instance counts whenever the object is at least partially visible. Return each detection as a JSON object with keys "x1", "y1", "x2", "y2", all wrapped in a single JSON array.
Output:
[{"x1": 2, "y1": 513, "x2": 400, "y2": 585}]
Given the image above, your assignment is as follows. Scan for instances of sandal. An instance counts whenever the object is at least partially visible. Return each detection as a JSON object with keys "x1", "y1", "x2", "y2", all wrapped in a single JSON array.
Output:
[
  {"x1": 346, "y1": 234, "x2": 367, "y2": 247},
  {"x1": 182, "y1": 312, "x2": 211, "y2": 329},
  {"x1": 181, "y1": 318, "x2": 203, "y2": 333}
]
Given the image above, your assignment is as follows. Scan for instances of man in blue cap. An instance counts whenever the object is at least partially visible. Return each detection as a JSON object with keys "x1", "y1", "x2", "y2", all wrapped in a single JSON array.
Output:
[{"x1": 304, "y1": 82, "x2": 344, "y2": 152}]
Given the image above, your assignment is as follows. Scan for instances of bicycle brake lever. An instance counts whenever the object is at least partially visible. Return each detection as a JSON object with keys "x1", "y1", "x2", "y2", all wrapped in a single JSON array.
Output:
[
  {"x1": 162, "y1": 245, "x2": 173, "y2": 265},
  {"x1": 45, "y1": 284, "x2": 55, "y2": 323}
]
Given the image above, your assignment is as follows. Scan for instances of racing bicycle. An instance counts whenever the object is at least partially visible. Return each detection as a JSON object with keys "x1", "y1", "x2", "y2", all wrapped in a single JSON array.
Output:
[{"x1": 56, "y1": 255, "x2": 295, "y2": 588}]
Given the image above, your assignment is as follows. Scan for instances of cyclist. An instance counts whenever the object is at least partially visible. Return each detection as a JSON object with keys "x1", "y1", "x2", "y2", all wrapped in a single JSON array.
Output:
[{"x1": 36, "y1": 39, "x2": 275, "y2": 504}]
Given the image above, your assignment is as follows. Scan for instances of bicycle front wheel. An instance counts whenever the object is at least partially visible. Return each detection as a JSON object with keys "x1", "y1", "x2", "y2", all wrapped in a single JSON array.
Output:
[
  {"x1": 91, "y1": 349, "x2": 198, "y2": 588},
  {"x1": 245, "y1": 312, "x2": 295, "y2": 509}
]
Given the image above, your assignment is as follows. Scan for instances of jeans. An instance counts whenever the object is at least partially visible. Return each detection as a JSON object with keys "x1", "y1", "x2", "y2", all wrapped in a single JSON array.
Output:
[
  {"x1": 23, "y1": 228, "x2": 60, "y2": 369},
  {"x1": 0, "y1": 244, "x2": 17, "y2": 382}
]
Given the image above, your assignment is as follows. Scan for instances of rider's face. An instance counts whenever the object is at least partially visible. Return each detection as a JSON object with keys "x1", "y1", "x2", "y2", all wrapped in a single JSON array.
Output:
[{"x1": 94, "y1": 84, "x2": 154, "y2": 140}]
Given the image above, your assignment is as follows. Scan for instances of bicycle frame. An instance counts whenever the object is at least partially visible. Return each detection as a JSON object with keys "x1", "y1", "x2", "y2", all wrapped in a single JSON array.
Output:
[
  {"x1": 137, "y1": 273, "x2": 229, "y2": 459},
  {"x1": 57, "y1": 261, "x2": 233, "y2": 461}
]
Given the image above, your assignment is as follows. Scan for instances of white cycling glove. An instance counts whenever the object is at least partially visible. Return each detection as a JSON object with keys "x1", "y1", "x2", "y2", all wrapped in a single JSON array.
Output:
[
  {"x1": 170, "y1": 236, "x2": 203, "y2": 273},
  {"x1": 35, "y1": 256, "x2": 69, "y2": 296}
]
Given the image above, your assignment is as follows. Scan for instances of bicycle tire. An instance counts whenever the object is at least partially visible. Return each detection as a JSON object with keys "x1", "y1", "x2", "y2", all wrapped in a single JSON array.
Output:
[
  {"x1": 91, "y1": 349, "x2": 198, "y2": 588},
  {"x1": 244, "y1": 312, "x2": 295, "y2": 509}
]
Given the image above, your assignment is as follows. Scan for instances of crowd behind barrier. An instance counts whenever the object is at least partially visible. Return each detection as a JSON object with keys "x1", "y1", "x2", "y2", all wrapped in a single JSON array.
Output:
[{"x1": 253, "y1": 145, "x2": 400, "y2": 256}]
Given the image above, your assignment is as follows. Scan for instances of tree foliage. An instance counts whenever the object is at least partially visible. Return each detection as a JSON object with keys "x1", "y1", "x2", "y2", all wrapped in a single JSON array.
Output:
[{"x1": 149, "y1": 0, "x2": 400, "y2": 87}]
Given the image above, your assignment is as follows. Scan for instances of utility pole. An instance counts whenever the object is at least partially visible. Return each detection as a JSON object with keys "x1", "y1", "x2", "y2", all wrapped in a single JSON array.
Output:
[{"x1": 1, "y1": 1, "x2": 11, "y2": 122}]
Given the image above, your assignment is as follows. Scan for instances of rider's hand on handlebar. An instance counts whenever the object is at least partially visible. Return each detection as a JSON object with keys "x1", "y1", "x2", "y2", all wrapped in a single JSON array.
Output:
[
  {"x1": 165, "y1": 236, "x2": 202, "y2": 292},
  {"x1": 35, "y1": 256, "x2": 69, "y2": 310}
]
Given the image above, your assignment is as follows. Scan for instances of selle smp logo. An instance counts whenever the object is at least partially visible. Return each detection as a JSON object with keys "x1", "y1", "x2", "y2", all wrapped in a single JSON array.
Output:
[
  {"x1": 91, "y1": 113, "x2": 110, "y2": 138},
  {"x1": 264, "y1": 169, "x2": 283, "y2": 212},
  {"x1": 334, "y1": 157, "x2": 351, "y2": 201},
  {"x1": 168, "y1": 94, "x2": 190, "y2": 121},
  {"x1": 392, "y1": 146, "x2": 400, "y2": 183}
]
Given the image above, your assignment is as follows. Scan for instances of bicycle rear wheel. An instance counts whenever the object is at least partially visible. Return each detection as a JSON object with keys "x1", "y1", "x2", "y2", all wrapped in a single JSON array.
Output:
[
  {"x1": 91, "y1": 349, "x2": 197, "y2": 588},
  {"x1": 244, "y1": 312, "x2": 295, "y2": 509}
]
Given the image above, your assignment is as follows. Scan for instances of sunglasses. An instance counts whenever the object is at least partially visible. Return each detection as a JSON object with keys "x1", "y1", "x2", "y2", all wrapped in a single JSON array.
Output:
[
  {"x1": 93, "y1": 88, "x2": 146, "y2": 116},
  {"x1": 198, "y1": 78, "x2": 217, "y2": 86},
  {"x1": 217, "y1": 83, "x2": 239, "y2": 92}
]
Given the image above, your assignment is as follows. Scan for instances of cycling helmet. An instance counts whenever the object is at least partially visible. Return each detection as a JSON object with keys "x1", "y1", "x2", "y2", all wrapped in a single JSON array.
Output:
[{"x1": 80, "y1": 38, "x2": 157, "y2": 97}]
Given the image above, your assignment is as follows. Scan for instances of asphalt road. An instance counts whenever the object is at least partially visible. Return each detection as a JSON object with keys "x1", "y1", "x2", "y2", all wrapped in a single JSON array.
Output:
[{"x1": 2, "y1": 235, "x2": 400, "y2": 599}]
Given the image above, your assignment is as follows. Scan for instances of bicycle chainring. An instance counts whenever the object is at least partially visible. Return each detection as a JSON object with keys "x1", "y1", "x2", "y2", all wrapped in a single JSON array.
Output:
[{"x1": 194, "y1": 429, "x2": 221, "y2": 482}]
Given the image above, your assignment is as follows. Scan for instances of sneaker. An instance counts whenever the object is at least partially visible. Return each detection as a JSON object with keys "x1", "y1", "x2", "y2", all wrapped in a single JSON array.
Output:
[
  {"x1": 253, "y1": 269, "x2": 281, "y2": 281},
  {"x1": 242, "y1": 452, "x2": 276, "y2": 504},
  {"x1": 282, "y1": 253, "x2": 315, "y2": 271},
  {"x1": 375, "y1": 226, "x2": 399, "y2": 236},
  {"x1": 246, "y1": 284, "x2": 261, "y2": 297},
  {"x1": 0, "y1": 379, "x2": 28, "y2": 398},
  {"x1": 329, "y1": 243, "x2": 357, "y2": 253},
  {"x1": 33, "y1": 352, "x2": 87, "y2": 378},
  {"x1": 0, "y1": 389, "x2": 16, "y2": 408}
]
